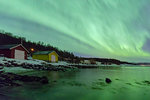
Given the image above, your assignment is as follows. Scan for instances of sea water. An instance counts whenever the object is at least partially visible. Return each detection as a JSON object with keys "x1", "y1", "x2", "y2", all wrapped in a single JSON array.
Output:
[{"x1": 0, "y1": 66, "x2": 150, "y2": 100}]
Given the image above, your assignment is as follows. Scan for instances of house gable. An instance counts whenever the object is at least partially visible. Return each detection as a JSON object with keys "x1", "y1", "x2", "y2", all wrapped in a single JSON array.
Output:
[
  {"x1": 10, "y1": 44, "x2": 29, "y2": 53},
  {"x1": 48, "y1": 51, "x2": 59, "y2": 57},
  {"x1": 0, "y1": 44, "x2": 29, "y2": 59}
]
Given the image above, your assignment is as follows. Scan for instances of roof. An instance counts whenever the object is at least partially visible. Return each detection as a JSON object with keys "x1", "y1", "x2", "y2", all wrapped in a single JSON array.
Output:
[
  {"x1": 0, "y1": 44, "x2": 29, "y2": 53},
  {"x1": 33, "y1": 51, "x2": 58, "y2": 56},
  {"x1": 0, "y1": 44, "x2": 19, "y2": 49}
]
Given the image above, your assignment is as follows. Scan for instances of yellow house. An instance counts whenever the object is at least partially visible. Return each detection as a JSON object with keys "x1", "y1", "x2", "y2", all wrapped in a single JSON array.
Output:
[{"x1": 32, "y1": 51, "x2": 59, "y2": 62}]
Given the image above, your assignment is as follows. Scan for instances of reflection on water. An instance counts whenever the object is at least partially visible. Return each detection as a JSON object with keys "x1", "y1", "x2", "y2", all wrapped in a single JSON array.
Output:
[{"x1": 1, "y1": 66, "x2": 150, "y2": 100}]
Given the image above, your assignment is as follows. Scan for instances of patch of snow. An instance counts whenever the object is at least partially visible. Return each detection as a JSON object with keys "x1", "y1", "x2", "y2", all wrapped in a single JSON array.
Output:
[
  {"x1": 0, "y1": 57, "x2": 48, "y2": 65},
  {"x1": 96, "y1": 61, "x2": 102, "y2": 65},
  {"x1": 71, "y1": 63, "x2": 98, "y2": 66},
  {"x1": 27, "y1": 56, "x2": 33, "y2": 60},
  {"x1": 49, "y1": 61, "x2": 69, "y2": 66},
  {"x1": 3, "y1": 67, "x2": 33, "y2": 73}
]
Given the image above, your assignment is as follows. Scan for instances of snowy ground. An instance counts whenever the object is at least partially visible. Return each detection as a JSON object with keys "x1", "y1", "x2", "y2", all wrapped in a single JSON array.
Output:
[
  {"x1": 3, "y1": 67, "x2": 33, "y2": 73},
  {"x1": 0, "y1": 57, "x2": 100, "y2": 66},
  {"x1": 0, "y1": 57, "x2": 47, "y2": 65},
  {"x1": 0, "y1": 57, "x2": 72, "y2": 66},
  {"x1": 0, "y1": 57, "x2": 118, "y2": 67},
  {"x1": 0, "y1": 57, "x2": 74, "y2": 73},
  {"x1": 0, "y1": 57, "x2": 121, "y2": 73}
]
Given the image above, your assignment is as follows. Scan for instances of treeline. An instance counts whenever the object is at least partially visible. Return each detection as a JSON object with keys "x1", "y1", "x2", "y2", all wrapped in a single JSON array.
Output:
[
  {"x1": 81, "y1": 58, "x2": 136, "y2": 65},
  {"x1": 0, "y1": 31, "x2": 76, "y2": 59},
  {"x1": 0, "y1": 30, "x2": 135, "y2": 65}
]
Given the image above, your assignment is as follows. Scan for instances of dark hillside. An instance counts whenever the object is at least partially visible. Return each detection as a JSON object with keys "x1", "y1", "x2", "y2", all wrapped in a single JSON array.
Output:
[
  {"x1": 0, "y1": 30, "x2": 136, "y2": 65},
  {"x1": 0, "y1": 31, "x2": 75, "y2": 59}
]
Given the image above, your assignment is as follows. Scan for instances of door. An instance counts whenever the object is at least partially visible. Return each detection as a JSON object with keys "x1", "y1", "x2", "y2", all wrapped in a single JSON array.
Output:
[
  {"x1": 51, "y1": 55, "x2": 56, "y2": 62},
  {"x1": 14, "y1": 50, "x2": 25, "y2": 60}
]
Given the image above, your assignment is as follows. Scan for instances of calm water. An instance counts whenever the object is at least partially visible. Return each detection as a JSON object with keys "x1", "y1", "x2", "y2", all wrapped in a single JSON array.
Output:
[{"x1": 1, "y1": 66, "x2": 150, "y2": 100}]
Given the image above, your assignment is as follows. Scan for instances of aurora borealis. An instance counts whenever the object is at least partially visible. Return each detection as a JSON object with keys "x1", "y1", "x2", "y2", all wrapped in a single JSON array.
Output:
[{"x1": 0, "y1": 0, "x2": 150, "y2": 62}]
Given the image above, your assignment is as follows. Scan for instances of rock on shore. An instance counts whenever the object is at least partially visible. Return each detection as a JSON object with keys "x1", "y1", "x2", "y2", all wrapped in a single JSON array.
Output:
[
  {"x1": 0, "y1": 58, "x2": 77, "y2": 71},
  {"x1": 0, "y1": 72, "x2": 49, "y2": 88}
]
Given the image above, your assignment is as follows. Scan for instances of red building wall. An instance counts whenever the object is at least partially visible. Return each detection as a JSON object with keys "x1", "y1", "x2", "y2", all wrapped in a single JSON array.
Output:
[
  {"x1": 0, "y1": 45, "x2": 28, "y2": 59},
  {"x1": 0, "y1": 49, "x2": 11, "y2": 58}
]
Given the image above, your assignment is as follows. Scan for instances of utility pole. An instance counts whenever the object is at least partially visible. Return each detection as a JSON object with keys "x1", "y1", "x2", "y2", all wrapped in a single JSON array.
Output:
[
  {"x1": 20, "y1": 37, "x2": 23, "y2": 45},
  {"x1": 19, "y1": 33, "x2": 23, "y2": 45}
]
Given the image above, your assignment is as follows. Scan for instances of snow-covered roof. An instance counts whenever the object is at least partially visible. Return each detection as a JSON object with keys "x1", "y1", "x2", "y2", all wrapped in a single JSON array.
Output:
[
  {"x1": 0, "y1": 44, "x2": 29, "y2": 53},
  {"x1": 0, "y1": 44, "x2": 19, "y2": 49},
  {"x1": 33, "y1": 51, "x2": 59, "y2": 56}
]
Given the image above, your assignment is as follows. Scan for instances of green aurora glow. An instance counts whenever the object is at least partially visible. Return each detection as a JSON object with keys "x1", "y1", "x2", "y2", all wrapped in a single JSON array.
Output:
[{"x1": 0, "y1": 0, "x2": 150, "y2": 62}]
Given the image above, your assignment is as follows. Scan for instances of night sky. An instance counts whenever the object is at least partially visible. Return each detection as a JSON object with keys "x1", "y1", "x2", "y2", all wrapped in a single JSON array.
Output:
[{"x1": 0, "y1": 0, "x2": 150, "y2": 62}]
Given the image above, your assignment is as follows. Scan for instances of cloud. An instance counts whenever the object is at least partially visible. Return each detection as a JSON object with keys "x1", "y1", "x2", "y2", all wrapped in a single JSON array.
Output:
[
  {"x1": 142, "y1": 38, "x2": 150, "y2": 53},
  {"x1": 0, "y1": 0, "x2": 150, "y2": 62}
]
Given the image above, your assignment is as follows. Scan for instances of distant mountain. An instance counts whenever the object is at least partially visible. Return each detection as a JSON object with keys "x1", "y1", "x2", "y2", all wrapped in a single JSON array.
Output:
[
  {"x1": 136, "y1": 63, "x2": 150, "y2": 66},
  {"x1": 80, "y1": 57, "x2": 137, "y2": 65}
]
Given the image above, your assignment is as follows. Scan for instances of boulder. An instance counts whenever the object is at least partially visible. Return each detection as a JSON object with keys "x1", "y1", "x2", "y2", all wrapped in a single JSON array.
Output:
[
  {"x1": 40, "y1": 76, "x2": 49, "y2": 84},
  {"x1": 105, "y1": 78, "x2": 112, "y2": 83},
  {"x1": 0, "y1": 63, "x2": 4, "y2": 66},
  {"x1": 0, "y1": 72, "x2": 49, "y2": 88}
]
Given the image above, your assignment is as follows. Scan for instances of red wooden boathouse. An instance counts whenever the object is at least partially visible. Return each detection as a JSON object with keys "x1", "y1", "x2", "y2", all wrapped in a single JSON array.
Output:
[{"x1": 0, "y1": 44, "x2": 29, "y2": 60}]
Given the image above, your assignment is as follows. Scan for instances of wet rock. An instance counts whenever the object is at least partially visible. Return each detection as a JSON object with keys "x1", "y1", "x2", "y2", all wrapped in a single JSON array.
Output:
[
  {"x1": 67, "y1": 81, "x2": 85, "y2": 87},
  {"x1": 10, "y1": 82, "x2": 21, "y2": 86},
  {"x1": 20, "y1": 63, "x2": 27, "y2": 66},
  {"x1": 53, "y1": 80, "x2": 57, "y2": 83},
  {"x1": 15, "y1": 74, "x2": 49, "y2": 84},
  {"x1": 19, "y1": 75, "x2": 32, "y2": 82},
  {"x1": 40, "y1": 76, "x2": 49, "y2": 84},
  {"x1": 98, "y1": 79, "x2": 103, "y2": 81},
  {"x1": 0, "y1": 75, "x2": 21, "y2": 87},
  {"x1": 91, "y1": 86, "x2": 103, "y2": 90},
  {"x1": 0, "y1": 72, "x2": 49, "y2": 88},
  {"x1": 2, "y1": 59, "x2": 7, "y2": 61},
  {"x1": 143, "y1": 80, "x2": 150, "y2": 85},
  {"x1": 126, "y1": 83, "x2": 133, "y2": 86},
  {"x1": 0, "y1": 71, "x2": 4, "y2": 74},
  {"x1": 10, "y1": 62, "x2": 19, "y2": 66},
  {"x1": 94, "y1": 81, "x2": 107, "y2": 86},
  {"x1": 4, "y1": 62, "x2": 8, "y2": 65},
  {"x1": 105, "y1": 78, "x2": 112, "y2": 83},
  {"x1": 0, "y1": 63, "x2": 4, "y2": 66},
  {"x1": 5, "y1": 63, "x2": 12, "y2": 67},
  {"x1": 19, "y1": 75, "x2": 43, "y2": 82},
  {"x1": 135, "y1": 82, "x2": 143, "y2": 85}
]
